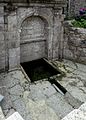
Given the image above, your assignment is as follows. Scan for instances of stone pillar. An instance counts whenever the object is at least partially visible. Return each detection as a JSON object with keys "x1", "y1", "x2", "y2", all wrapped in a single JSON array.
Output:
[
  {"x1": 0, "y1": 5, "x2": 5, "y2": 72},
  {"x1": 8, "y1": 10, "x2": 20, "y2": 70},
  {"x1": 53, "y1": 8, "x2": 64, "y2": 60}
]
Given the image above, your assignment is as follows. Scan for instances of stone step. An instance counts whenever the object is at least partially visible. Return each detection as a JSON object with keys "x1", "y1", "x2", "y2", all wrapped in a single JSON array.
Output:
[
  {"x1": 79, "y1": 102, "x2": 86, "y2": 113},
  {"x1": 0, "y1": 86, "x2": 14, "y2": 117},
  {"x1": 6, "y1": 112, "x2": 24, "y2": 120},
  {"x1": 62, "y1": 102, "x2": 86, "y2": 120},
  {"x1": 64, "y1": 92, "x2": 82, "y2": 109},
  {"x1": 28, "y1": 81, "x2": 74, "y2": 119},
  {"x1": 46, "y1": 92, "x2": 74, "y2": 119},
  {"x1": 62, "y1": 109, "x2": 86, "y2": 120},
  {"x1": 0, "y1": 106, "x2": 5, "y2": 120},
  {"x1": 24, "y1": 99, "x2": 60, "y2": 120}
]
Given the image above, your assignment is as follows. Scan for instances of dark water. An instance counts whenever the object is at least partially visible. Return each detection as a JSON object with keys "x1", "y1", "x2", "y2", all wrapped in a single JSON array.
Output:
[{"x1": 21, "y1": 59, "x2": 60, "y2": 82}]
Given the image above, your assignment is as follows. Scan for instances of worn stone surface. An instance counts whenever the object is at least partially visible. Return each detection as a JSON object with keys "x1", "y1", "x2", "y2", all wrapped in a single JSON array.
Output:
[
  {"x1": 0, "y1": 59, "x2": 86, "y2": 120},
  {"x1": 62, "y1": 109, "x2": 86, "y2": 120},
  {"x1": 62, "y1": 102, "x2": 86, "y2": 120},
  {"x1": 64, "y1": 22, "x2": 86, "y2": 64},
  {"x1": 6, "y1": 112, "x2": 24, "y2": 120},
  {"x1": 25, "y1": 99, "x2": 60, "y2": 120},
  {"x1": 0, "y1": 6, "x2": 5, "y2": 72},
  {"x1": 0, "y1": 69, "x2": 74, "y2": 120},
  {"x1": 52, "y1": 59, "x2": 86, "y2": 103},
  {"x1": 0, "y1": 86, "x2": 14, "y2": 117},
  {"x1": 64, "y1": 92, "x2": 82, "y2": 109},
  {"x1": 79, "y1": 102, "x2": 86, "y2": 113},
  {"x1": 46, "y1": 93, "x2": 73, "y2": 118},
  {"x1": 0, "y1": 107, "x2": 5, "y2": 120}
]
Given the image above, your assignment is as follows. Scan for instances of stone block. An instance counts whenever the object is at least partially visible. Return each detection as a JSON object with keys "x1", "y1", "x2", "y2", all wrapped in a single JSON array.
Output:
[
  {"x1": 0, "y1": 86, "x2": 13, "y2": 114},
  {"x1": 0, "y1": 32, "x2": 4, "y2": 41},
  {"x1": 64, "y1": 49, "x2": 73, "y2": 59},
  {"x1": 64, "y1": 23, "x2": 86, "y2": 64},
  {"x1": 62, "y1": 109, "x2": 86, "y2": 120},
  {"x1": 9, "y1": 47, "x2": 20, "y2": 70},
  {"x1": 0, "y1": 106, "x2": 5, "y2": 120},
  {"x1": 8, "y1": 31, "x2": 19, "y2": 41},
  {"x1": 7, "y1": 31, "x2": 20, "y2": 48},
  {"x1": 0, "y1": 7, "x2": 4, "y2": 14},
  {"x1": 8, "y1": 15, "x2": 17, "y2": 31},
  {"x1": 25, "y1": 99, "x2": 60, "y2": 120},
  {"x1": 20, "y1": 41, "x2": 46, "y2": 63},
  {"x1": 0, "y1": 16, "x2": 4, "y2": 24},
  {"x1": 79, "y1": 102, "x2": 86, "y2": 113},
  {"x1": 64, "y1": 92, "x2": 82, "y2": 109},
  {"x1": 0, "y1": 42, "x2": 5, "y2": 51},
  {"x1": 6, "y1": 112, "x2": 24, "y2": 120},
  {"x1": 0, "y1": 53, "x2": 5, "y2": 71},
  {"x1": 46, "y1": 93, "x2": 73, "y2": 118},
  {"x1": 0, "y1": 24, "x2": 4, "y2": 31}
]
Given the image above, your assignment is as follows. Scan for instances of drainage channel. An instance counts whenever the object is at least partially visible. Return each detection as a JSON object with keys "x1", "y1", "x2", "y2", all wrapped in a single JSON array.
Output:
[
  {"x1": 48, "y1": 78, "x2": 67, "y2": 95},
  {"x1": 21, "y1": 58, "x2": 67, "y2": 95}
]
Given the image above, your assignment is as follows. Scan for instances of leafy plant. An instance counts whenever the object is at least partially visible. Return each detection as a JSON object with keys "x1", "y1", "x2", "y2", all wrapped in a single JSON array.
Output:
[{"x1": 71, "y1": 18, "x2": 86, "y2": 28}]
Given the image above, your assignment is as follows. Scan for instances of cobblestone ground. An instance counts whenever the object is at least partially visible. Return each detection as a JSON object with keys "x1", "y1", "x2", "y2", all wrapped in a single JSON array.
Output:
[{"x1": 0, "y1": 60, "x2": 86, "y2": 120}]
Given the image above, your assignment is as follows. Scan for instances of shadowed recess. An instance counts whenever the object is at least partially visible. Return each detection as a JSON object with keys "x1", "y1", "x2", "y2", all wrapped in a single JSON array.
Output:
[{"x1": 21, "y1": 58, "x2": 60, "y2": 82}]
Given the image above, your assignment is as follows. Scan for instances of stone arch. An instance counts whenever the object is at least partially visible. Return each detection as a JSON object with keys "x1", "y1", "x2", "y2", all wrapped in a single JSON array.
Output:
[
  {"x1": 18, "y1": 8, "x2": 51, "y2": 30},
  {"x1": 20, "y1": 15, "x2": 49, "y2": 43},
  {"x1": 20, "y1": 15, "x2": 49, "y2": 63}
]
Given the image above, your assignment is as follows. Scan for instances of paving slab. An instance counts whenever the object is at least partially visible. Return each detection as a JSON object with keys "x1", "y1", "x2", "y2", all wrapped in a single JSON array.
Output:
[
  {"x1": 29, "y1": 81, "x2": 57, "y2": 101},
  {"x1": 62, "y1": 109, "x2": 86, "y2": 120},
  {"x1": 64, "y1": 92, "x2": 82, "y2": 109},
  {"x1": 12, "y1": 98, "x2": 27, "y2": 119},
  {"x1": 79, "y1": 102, "x2": 86, "y2": 113},
  {"x1": 0, "y1": 107, "x2": 5, "y2": 120},
  {"x1": 25, "y1": 99, "x2": 60, "y2": 120},
  {"x1": 46, "y1": 93, "x2": 74, "y2": 119},
  {"x1": 0, "y1": 86, "x2": 14, "y2": 116},
  {"x1": 6, "y1": 112, "x2": 24, "y2": 120},
  {"x1": 0, "y1": 59, "x2": 86, "y2": 120},
  {"x1": 53, "y1": 60, "x2": 86, "y2": 103}
]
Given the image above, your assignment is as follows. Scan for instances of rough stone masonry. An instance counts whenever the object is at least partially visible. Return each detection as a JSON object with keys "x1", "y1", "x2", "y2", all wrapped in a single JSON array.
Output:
[{"x1": 0, "y1": 0, "x2": 66, "y2": 72}]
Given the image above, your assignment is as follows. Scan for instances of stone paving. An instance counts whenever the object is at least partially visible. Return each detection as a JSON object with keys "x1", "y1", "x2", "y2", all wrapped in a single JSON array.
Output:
[
  {"x1": 0, "y1": 107, "x2": 5, "y2": 120},
  {"x1": 51, "y1": 60, "x2": 86, "y2": 103},
  {"x1": 0, "y1": 60, "x2": 86, "y2": 120},
  {"x1": 62, "y1": 102, "x2": 86, "y2": 120}
]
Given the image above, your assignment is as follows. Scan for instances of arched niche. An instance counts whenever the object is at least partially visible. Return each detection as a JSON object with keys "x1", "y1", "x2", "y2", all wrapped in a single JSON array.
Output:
[{"x1": 20, "y1": 16, "x2": 49, "y2": 63}]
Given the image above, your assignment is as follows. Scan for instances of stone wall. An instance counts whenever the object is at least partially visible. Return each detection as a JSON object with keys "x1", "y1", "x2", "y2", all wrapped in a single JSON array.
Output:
[
  {"x1": 66, "y1": 0, "x2": 86, "y2": 18},
  {"x1": 0, "y1": 2, "x2": 64, "y2": 71},
  {"x1": 0, "y1": 6, "x2": 5, "y2": 72},
  {"x1": 74, "y1": 0, "x2": 86, "y2": 16},
  {"x1": 64, "y1": 21, "x2": 86, "y2": 64}
]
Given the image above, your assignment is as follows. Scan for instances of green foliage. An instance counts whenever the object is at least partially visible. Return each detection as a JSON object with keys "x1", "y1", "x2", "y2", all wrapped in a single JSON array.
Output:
[{"x1": 71, "y1": 18, "x2": 86, "y2": 28}]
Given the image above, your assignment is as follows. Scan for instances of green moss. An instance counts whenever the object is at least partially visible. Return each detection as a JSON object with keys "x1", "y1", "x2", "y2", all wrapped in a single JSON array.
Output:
[{"x1": 56, "y1": 74, "x2": 66, "y2": 81}]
